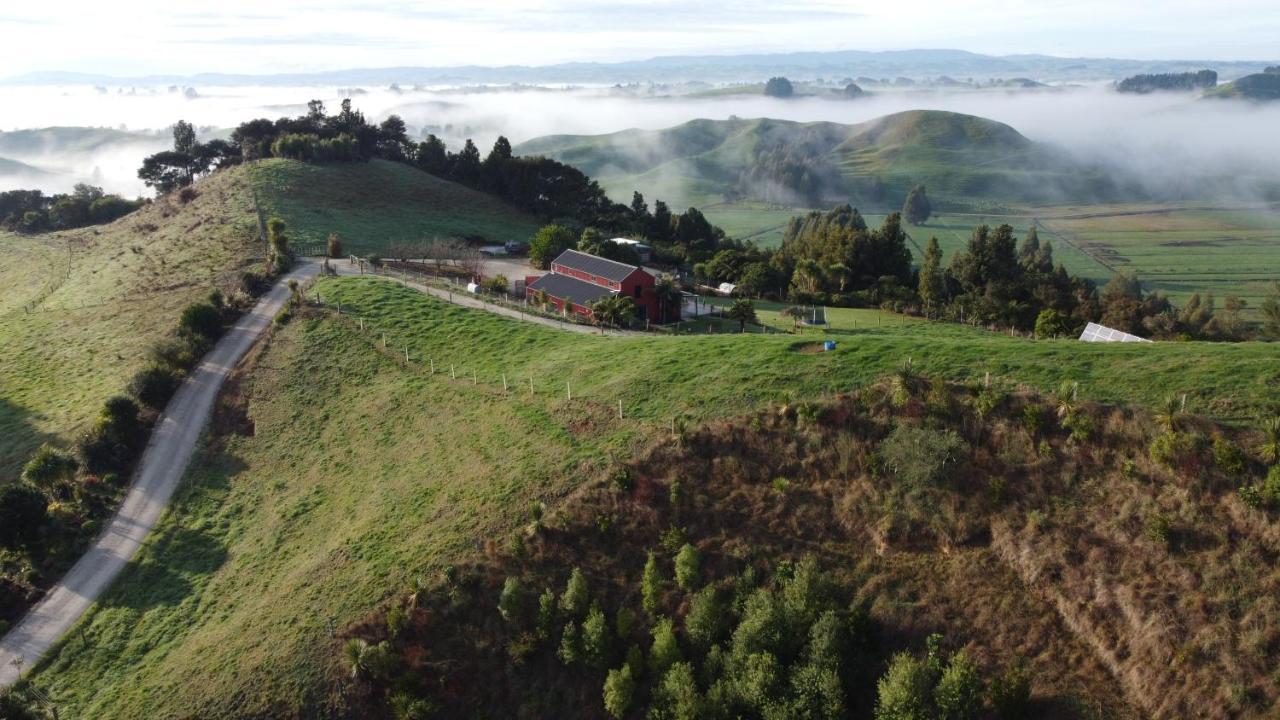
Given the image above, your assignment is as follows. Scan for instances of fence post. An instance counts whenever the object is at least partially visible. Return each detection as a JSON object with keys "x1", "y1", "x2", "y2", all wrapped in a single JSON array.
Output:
[
  {"x1": 566, "y1": 382, "x2": 572, "y2": 401},
  {"x1": 473, "y1": 369, "x2": 477, "y2": 385},
  {"x1": 502, "y1": 373, "x2": 508, "y2": 392},
  {"x1": 618, "y1": 399, "x2": 623, "y2": 420},
  {"x1": 451, "y1": 364, "x2": 456, "y2": 379},
  {"x1": 430, "y1": 358, "x2": 435, "y2": 374},
  {"x1": 405, "y1": 348, "x2": 410, "y2": 363},
  {"x1": 382, "y1": 333, "x2": 386, "y2": 348},
  {"x1": 530, "y1": 377, "x2": 534, "y2": 394}
]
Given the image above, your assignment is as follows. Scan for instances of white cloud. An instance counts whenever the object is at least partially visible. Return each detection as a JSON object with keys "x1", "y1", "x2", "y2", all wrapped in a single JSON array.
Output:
[{"x1": 0, "y1": 0, "x2": 1276, "y2": 77}]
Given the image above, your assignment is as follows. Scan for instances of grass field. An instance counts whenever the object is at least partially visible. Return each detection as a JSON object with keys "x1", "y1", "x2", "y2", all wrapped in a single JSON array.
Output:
[
  {"x1": 248, "y1": 159, "x2": 542, "y2": 255},
  {"x1": 29, "y1": 275, "x2": 1279, "y2": 716},
  {"x1": 1035, "y1": 205, "x2": 1280, "y2": 308},
  {"x1": 0, "y1": 169, "x2": 262, "y2": 479}
]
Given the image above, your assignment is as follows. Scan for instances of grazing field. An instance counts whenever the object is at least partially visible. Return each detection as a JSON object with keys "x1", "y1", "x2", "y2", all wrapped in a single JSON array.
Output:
[
  {"x1": 248, "y1": 158, "x2": 542, "y2": 254},
  {"x1": 702, "y1": 201, "x2": 889, "y2": 249},
  {"x1": 29, "y1": 276, "x2": 1279, "y2": 716},
  {"x1": 0, "y1": 170, "x2": 261, "y2": 479},
  {"x1": 1035, "y1": 205, "x2": 1280, "y2": 308}
]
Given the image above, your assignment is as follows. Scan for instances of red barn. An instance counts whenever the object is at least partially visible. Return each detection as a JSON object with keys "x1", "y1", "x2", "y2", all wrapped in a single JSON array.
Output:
[{"x1": 525, "y1": 249, "x2": 677, "y2": 324}]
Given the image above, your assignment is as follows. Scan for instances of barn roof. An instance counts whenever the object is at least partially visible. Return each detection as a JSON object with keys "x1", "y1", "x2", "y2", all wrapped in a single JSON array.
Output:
[
  {"x1": 552, "y1": 249, "x2": 639, "y2": 283},
  {"x1": 528, "y1": 272, "x2": 618, "y2": 307}
]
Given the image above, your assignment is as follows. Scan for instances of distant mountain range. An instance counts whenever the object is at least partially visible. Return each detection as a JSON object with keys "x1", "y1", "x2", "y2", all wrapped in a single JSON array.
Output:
[
  {"x1": 516, "y1": 110, "x2": 1128, "y2": 210},
  {"x1": 5, "y1": 49, "x2": 1276, "y2": 86}
]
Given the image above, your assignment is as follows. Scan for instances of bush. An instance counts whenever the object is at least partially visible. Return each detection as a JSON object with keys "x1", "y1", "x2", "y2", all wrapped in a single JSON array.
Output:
[
  {"x1": 130, "y1": 363, "x2": 185, "y2": 409},
  {"x1": 178, "y1": 302, "x2": 224, "y2": 342},
  {"x1": 603, "y1": 664, "x2": 636, "y2": 719},
  {"x1": 149, "y1": 337, "x2": 200, "y2": 370},
  {"x1": 485, "y1": 274, "x2": 509, "y2": 295},
  {"x1": 674, "y1": 543, "x2": 700, "y2": 591},
  {"x1": 880, "y1": 424, "x2": 965, "y2": 487},
  {"x1": 1261, "y1": 465, "x2": 1280, "y2": 508},
  {"x1": 0, "y1": 484, "x2": 48, "y2": 548},
  {"x1": 537, "y1": 587, "x2": 557, "y2": 639},
  {"x1": 1149, "y1": 431, "x2": 1204, "y2": 469},
  {"x1": 78, "y1": 396, "x2": 146, "y2": 476},
  {"x1": 499, "y1": 576, "x2": 526, "y2": 624},
  {"x1": 558, "y1": 621, "x2": 582, "y2": 665},
  {"x1": 21, "y1": 444, "x2": 77, "y2": 489},
  {"x1": 988, "y1": 665, "x2": 1032, "y2": 719},
  {"x1": 1212, "y1": 436, "x2": 1246, "y2": 475},
  {"x1": 326, "y1": 232, "x2": 344, "y2": 258},
  {"x1": 642, "y1": 551, "x2": 663, "y2": 614},
  {"x1": 582, "y1": 603, "x2": 610, "y2": 667}
]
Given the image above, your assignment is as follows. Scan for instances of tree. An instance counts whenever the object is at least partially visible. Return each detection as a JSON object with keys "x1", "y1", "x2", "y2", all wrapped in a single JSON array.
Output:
[
  {"x1": 988, "y1": 665, "x2": 1032, "y2": 720},
  {"x1": 655, "y1": 662, "x2": 703, "y2": 720},
  {"x1": 590, "y1": 296, "x2": 635, "y2": 333},
  {"x1": 0, "y1": 483, "x2": 48, "y2": 548},
  {"x1": 327, "y1": 232, "x2": 344, "y2": 258},
  {"x1": 582, "y1": 603, "x2": 611, "y2": 667},
  {"x1": 267, "y1": 217, "x2": 290, "y2": 268},
  {"x1": 649, "y1": 617, "x2": 682, "y2": 676},
  {"x1": 603, "y1": 664, "x2": 636, "y2": 719},
  {"x1": 499, "y1": 576, "x2": 527, "y2": 624},
  {"x1": 764, "y1": 77, "x2": 795, "y2": 97},
  {"x1": 684, "y1": 586, "x2": 725, "y2": 650},
  {"x1": 875, "y1": 652, "x2": 936, "y2": 720},
  {"x1": 725, "y1": 299, "x2": 758, "y2": 332},
  {"x1": 561, "y1": 567, "x2": 590, "y2": 618},
  {"x1": 902, "y1": 185, "x2": 932, "y2": 225},
  {"x1": 935, "y1": 651, "x2": 983, "y2": 720},
  {"x1": 178, "y1": 302, "x2": 224, "y2": 342},
  {"x1": 172, "y1": 120, "x2": 198, "y2": 156},
  {"x1": 137, "y1": 150, "x2": 195, "y2": 194},
  {"x1": 653, "y1": 276, "x2": 682, "y2": 324},
  {"x1": 1034, "y1": 309, "x2": 1071, "y2": 338},
  {"x1": 529, "y1": 224, "x2": 575, "y2": 269},
  {"x1": 1260, "y1": 281, "x2": 1280, "y2": 339},
  {"x1": 642, "y1": 551, "x2": 663, "y2": 614},
  {"x1": 674, "y1": 542, "x2": 701, "y2": 589},
  {"x1": 416, "y1": 134, "x2": 449, "y2": 176},
  {"x1": 918, "y1": 237, "x2": 946, "y2": 315}
]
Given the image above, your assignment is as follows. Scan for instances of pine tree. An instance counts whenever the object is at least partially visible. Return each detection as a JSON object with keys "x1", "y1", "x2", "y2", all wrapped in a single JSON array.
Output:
[
  {"x1": 902, "y1": 185, "x2": 932, "y2": 225},
  {"x1": 918, "y1": 237, "x2": 946, "y2": 316}
]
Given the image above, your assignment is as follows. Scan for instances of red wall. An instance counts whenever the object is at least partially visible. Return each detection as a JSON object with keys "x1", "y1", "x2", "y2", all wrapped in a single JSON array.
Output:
[{"x1": 528, "y1": 265, "x2": 679, "y2": 324}]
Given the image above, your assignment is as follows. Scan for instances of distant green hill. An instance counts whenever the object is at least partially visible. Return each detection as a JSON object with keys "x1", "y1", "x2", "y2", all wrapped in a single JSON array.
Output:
[
  {"x1": 248, "y1": 159, "x2": 543, "y2": 253},
  {"x1": 0, "y1": 126, "x2": 164, "y2": 160},
  {"x1": 1204, "y1": 72, "x2": 1280, "y2": 101},
  {"x1": 516, "y1": 110, "x2": 1123, "y2": 210},
  {"x1": 0, "y1": 156, "x2": 58, "y2": 179}
]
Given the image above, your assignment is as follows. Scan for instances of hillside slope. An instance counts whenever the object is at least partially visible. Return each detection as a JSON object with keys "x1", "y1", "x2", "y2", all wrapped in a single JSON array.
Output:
[
  {"x1": 1205, "y1": 72, "x2": 1280, "y2": 101},
  {"x1": 0, "y1": 167, "x2": 262, "y2": 479},
  {"x1": 28, "y1": 279, "x2": 1279, "y2": 718},
  {"x1": 516, "y1": 110, "x2": 1120, "y2": 209},
  {"x1": 248, "y1": 158, "x2": 542, "y2": 253}
]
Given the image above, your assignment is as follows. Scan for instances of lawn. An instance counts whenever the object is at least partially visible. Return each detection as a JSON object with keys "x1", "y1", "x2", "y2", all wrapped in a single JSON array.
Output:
[
  {"x1": 0, "y1": 169, "x2": 262, "y2": 480},
  {"x1": 30, "y1": 275, "x2": 1278, "y2": 716},
  {"x1": 248, "y1": 158, "x2": 543, "y2": 255}
]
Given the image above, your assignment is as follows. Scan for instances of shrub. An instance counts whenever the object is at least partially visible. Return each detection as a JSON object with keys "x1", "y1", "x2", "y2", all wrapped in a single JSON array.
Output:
[
  {"x1": 537, "y1": 587, "x2": 557, "y2": 639},
  {"x1": 1060, "y1": 410, "x2": 1094, "y2": 442},
  {"x1": 485, "y1": 274, "x2": 509, "y2": 295},
  {"x1": 1145, "y1": 512, "x2": 1173, "y2": 547},
  {"x1": 1149, "y1": 431, "x2": 1204, "y2": 469},
  {"x1": 655, "y1": 661, "x2": 703, "y2": 720},
  {"x1": 560, "y1": 567, "x2": 589, "y2": 618},
  {"x1": 0, "y1": 484, "x2": 48, "y2": 548},
  {"x1": 1212, "y1": 436, "x2": 1246, "y2": 475},
  {"x1": 642, "y1": 551, "x2": 663, "y2": 614},
  {"x1": 386, "y1": 605, "x2": 408, "y2": 638},
  {"x1": 988, "y1": 665, "x2": 1032, "y2": 719},
  {"x1": 178, "y1": 302, "x2": 224, "y2": 342},
  {"x1": 1262, "y1": 465, "x2": 1280, "y2": 508},
  {"x1": 876, "y1": 652, "x2": 936, "y2": 720},
  {"x1": 1021, "y1": 404, "x2": 1047, "y2": 436},
  {"x1": 21, "y1": 444, "x2": 77, "y2": 489},
  {"x1": 674, "y1": 543, "x2": 700, "y2": 591},
  {"x1": 78, "y1": 396, "x2": 146, "y2": 476},
  {"x1": 499, "y1": 576, "x2": 526, "y2": 624},
  {"x1": 615, "y1": 605, "x2": 636, "y2": 640},
  {"x1": 603, "y1": 664, "x2": 636, "y2": 719},
  {"x1": 880, "y1": 424, "x2": 964, "y2": 487},
  {"x1": 129, "y1": 363, "x2": 184, "y2": 409},
  {"x1": 558, "y1": 621, "x2": 582, "y2": 665},
  {"x1": 149, "y1": 337, "x2": 199, "y2": 370},
  {"x1": 388, "y1": 693, "x2": 436, "y2": 720},
  {"x1": 649, "y1": 617, "x2": 681, "y2": 676},
  {"x1": 935, "y1": 651, "x2": 983, "y2": 720},
  {"x1": 326, "y1": 232, "x2": 344, "y2": 258},
  {"x1": 783, "y1": 556, "x2": 832, "y2": 633}
]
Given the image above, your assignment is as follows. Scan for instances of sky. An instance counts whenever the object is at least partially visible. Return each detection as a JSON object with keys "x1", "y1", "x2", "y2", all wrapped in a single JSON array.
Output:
[{"x1": 1, "y1": 0, "x2": 1278, "y2": 78}]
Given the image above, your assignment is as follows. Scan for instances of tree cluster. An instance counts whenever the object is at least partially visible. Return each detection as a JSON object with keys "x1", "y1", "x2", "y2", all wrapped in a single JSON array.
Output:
[
  {"x1": 138, "y1": 120, "x2": 241, "y2": 194},
  {"x1": 763, "y1": 77, "x2": 795, "y2": 98},
  {"x1": 0, "y1": 183, "x2": 143, "y2": 233},
  {"x1": 1116, "y1": 70, "x2": 1218, "y2": 94}
]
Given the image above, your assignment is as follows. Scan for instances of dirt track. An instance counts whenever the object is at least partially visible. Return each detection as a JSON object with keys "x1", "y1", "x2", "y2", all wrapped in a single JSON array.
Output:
[{"x1": 0, "y1": 260, "x2": 321, "y2": 688}]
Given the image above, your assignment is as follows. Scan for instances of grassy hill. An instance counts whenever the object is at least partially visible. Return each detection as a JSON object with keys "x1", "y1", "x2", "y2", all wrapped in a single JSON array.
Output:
[
  {"x1": 0, "y1": 127, "x2": 163, "y2": 159},
  {"x1": 515, "y1": 110, "x2": 1119, "y2": 210},
  {"x1": 0, "y1": 167, "x2": 263, "y2": 479},
  {"x1": 248, "y1": 159, "x2": 542, "y2": 254},
  {"x1": 1204, "y1": 72, "x2": 1280, "y2": 101},
  {"x1": 26, "y1": 276, "x2": 1280, "y2": 717}
]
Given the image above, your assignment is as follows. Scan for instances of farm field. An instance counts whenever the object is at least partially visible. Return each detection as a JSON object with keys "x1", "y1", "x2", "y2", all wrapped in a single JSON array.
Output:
[
  {"x1": 248, "y1": 158, "x2": 542, "y2": 255},
  {"x1": 0, "y1": 170, "x2": 262, "y2": 479},
  {"x1": 28, "y1": 275, "x2": 1280, "y2": 716},
  {"x1": 1034, "y1": 204, "x2": 1280, "y2": 309}
]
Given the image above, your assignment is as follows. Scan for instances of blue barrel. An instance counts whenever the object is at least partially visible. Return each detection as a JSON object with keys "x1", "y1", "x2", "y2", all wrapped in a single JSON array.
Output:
[{"x1": 823, "y1": 340, "x2": 836, "y2": 351}]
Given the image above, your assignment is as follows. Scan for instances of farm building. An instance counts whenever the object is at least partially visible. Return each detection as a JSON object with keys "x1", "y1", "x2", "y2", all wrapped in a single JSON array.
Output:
[{"x1": 525, "y1": 249, "x2": 678, "y2": 323}]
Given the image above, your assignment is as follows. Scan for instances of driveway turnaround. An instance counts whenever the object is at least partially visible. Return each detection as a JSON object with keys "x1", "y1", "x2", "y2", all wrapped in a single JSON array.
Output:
[{"x1": 0, "y1": 260, "x2": 321, "y2": 688}]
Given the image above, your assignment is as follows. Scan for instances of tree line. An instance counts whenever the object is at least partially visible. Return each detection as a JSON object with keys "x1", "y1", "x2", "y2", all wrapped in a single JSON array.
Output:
[
  {"x1": 0, "y1": 183, "x2": 144, "y2": 233},
  {"x1": 692, "y1": 204, "x2": 1274, "y2": 340},
  {"x1": 1116, "y1": 70, "x2": 1218, "y2": 94}
]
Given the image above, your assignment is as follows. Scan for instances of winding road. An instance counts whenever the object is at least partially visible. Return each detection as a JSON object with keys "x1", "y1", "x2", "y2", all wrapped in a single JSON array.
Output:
[{"x1": 0, "y1": 260, "x2": 321, "y2": 688}]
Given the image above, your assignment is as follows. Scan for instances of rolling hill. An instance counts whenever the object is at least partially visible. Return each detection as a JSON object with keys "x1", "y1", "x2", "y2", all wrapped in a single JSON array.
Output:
[
  {"x1": 516, "y1": 110, "x2": 1124, "y2": 210},
  {"x1": 25, "y1": 276, "x2": 1280, "y2": 717},
  {"x1": 1205, "y1": 71, "x2": 1280, "y2": 101}
]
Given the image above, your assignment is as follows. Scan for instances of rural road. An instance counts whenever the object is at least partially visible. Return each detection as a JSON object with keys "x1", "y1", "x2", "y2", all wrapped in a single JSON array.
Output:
[{"x1": 0, "y1": 260, "x2": 321, "y2": 689}]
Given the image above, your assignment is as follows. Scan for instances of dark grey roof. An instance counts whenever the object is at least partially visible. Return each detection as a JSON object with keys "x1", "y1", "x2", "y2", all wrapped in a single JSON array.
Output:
[
  {"x1": 528, "y1": 273, "x2": 618, "y2": 307},
  {"x1": 552, "y1": 249, "x2": 639, "y2": 283}
]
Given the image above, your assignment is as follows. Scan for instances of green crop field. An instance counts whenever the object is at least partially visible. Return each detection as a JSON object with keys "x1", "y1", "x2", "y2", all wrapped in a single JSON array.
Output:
[
  {"x1": 0, "y1": 169, "x2": 262, "y2": 479},
  {"x1": 1035, "y1": 205, "x2": 1280, "y2": 308},
  {"x1": 248, "y1": 158, "x2": 542, "y2": 254},
  {"x1": 30, "y1": 276, "x2": 1279, "y2": 716}
]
